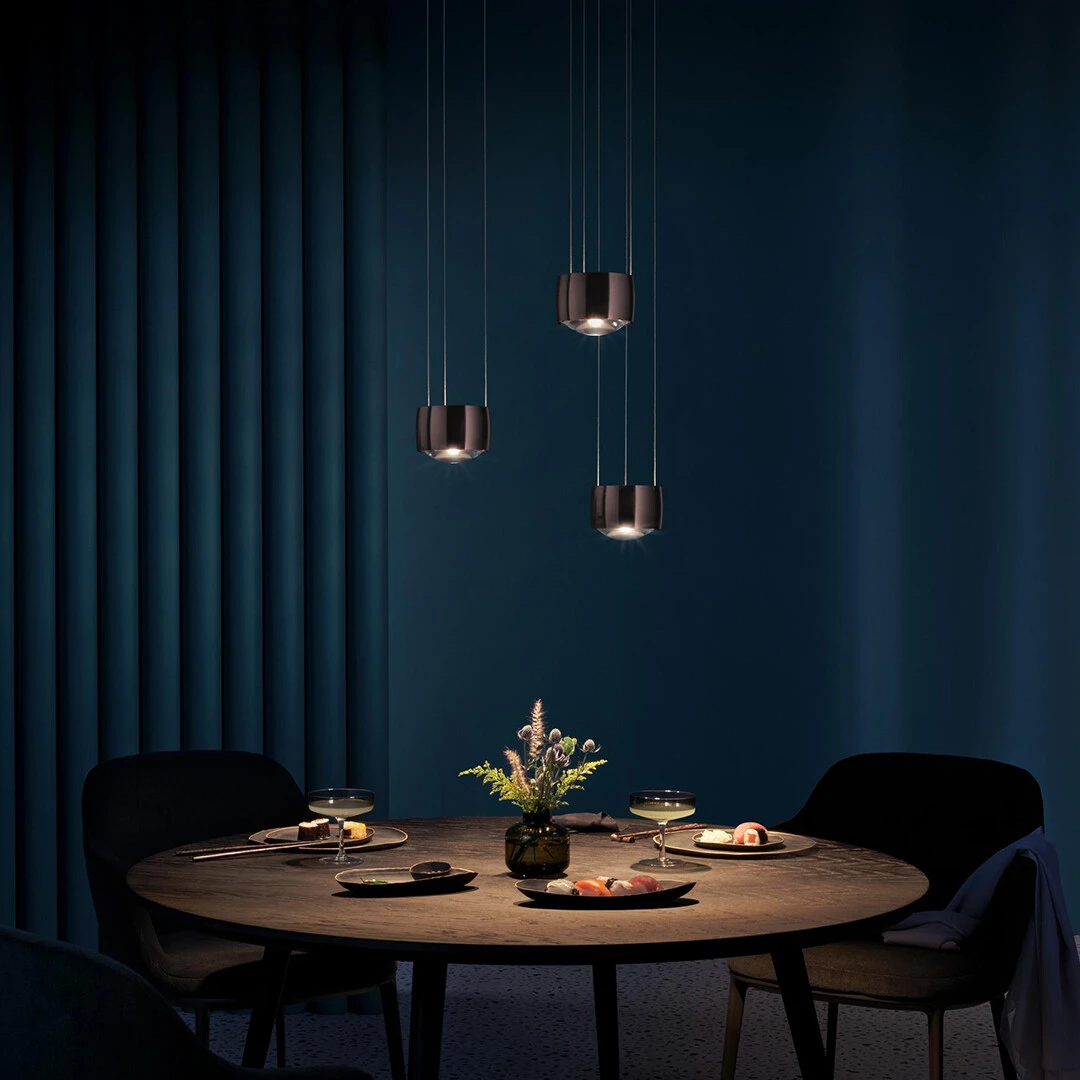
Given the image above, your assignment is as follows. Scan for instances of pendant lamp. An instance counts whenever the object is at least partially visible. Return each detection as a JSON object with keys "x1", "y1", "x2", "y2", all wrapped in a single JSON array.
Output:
[
  {"x1": 557, "y1": 0, "x2": 634, "y2": 337},
  {"x1": 592, "y1": 0, "x2": 661, "y2": 539},
  {"x1": 416, "y1": 0, "x2": 490, "y2": 463}
]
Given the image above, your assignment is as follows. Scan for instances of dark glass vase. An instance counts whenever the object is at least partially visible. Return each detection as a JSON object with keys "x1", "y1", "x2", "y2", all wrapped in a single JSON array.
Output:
[{"x1": 504, "y1": 810, "x2": 570, "y2": 878}]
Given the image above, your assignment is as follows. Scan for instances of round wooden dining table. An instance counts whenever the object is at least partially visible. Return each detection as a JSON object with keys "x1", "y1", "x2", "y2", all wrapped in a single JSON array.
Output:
[{"x1": 127, "y1": 816, "x2": 928, "y2": 1080}]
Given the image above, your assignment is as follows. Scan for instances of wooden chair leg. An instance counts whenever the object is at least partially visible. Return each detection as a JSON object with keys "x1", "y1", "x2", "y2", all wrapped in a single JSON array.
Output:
[
  {"x1": 927, "y1": 1008, "x2": 944, "y2": 1080},
  {"x1": 990, "y1": 997, "x2": 1017, "y2": 1080},
  {"x1": 194, "y1": 1005, "x2": 210, "y2": 1047},
  {"x1": 275, "y1": 1003, "x2": 286, "y2": 1068},
  {"x1": 825, "y1": 1001, "x2": 838, "y2": 1080},
  {"x1": 720, "y1": 976, "x2": 747, "y2": 1080},
  {"x1": 380, "y1": 980, "x2": 407, "y2": 1080}
]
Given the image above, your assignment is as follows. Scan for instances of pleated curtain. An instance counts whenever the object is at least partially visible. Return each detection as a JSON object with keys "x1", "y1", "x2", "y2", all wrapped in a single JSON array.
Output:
[{"x1": 0, "y1": 0, "x2": 389, "y2": 947}]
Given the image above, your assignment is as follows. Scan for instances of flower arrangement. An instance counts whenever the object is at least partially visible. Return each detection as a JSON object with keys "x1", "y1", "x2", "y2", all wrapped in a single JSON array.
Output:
[{"x1": 459, "y1": 699, "x2": 607, "y2": 814}]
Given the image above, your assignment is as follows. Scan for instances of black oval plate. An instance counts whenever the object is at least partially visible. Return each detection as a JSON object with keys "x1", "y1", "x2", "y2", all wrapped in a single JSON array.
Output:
[
  {"x1": 335, "y1": 866, "x2": 477, "y2": 896},
  {"x1": 515, "y1": 879, "x2": 696, "y2": 908}
]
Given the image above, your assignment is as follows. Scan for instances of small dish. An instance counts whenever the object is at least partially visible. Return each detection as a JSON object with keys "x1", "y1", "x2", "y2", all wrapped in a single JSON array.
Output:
[
  {"x1": 335, "y1": 866, "x2": 477, "y2": 896},
  {"x1": 515, "y1": 879, "x2": 696, "y2": 908},
  {"x1": 692, "y1": 829, "x2": 787, "y2": 852},
  {"x1": 252, "y1": 824, "x2": 372, "y2": 849},
  {"x1": 248, "y1": 825, "x2": 409, "y2": 853},
  {"x1": 658, "y1": 832, "x2": 817, "y2": 859}
]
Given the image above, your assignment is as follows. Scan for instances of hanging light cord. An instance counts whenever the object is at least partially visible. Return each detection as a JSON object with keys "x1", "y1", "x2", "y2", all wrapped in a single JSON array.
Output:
[
  {"x1": 425, "y1": 0, "x2": 431, "y2": 407},
  {"x1": 483, "y1": 0, "x2": 488, "y2": 406},
  {"x1": 623, "y1": 0, "x2": 630, "y2": 486},
  {"x1": 581, "y1": 0, "x2": 586, "y2": 271},
  {"x1": 596, "y1": 338, "x2": 601, "y2": 485},
  {"x1": 628, "y1": 0, "x2": 633, "y2": 276},
  {"x1": 652, "y1": 0, "x2": 658, "y2": 486},
  {"x1": 442, "y1": 0, "x2": 448, "y2": 406},
  {"x1": 596, "y1": 0, "x2": 601, "y2": 269},
  {"x1": 568, "y1": 0, "x2": 573, "y2": 274}
]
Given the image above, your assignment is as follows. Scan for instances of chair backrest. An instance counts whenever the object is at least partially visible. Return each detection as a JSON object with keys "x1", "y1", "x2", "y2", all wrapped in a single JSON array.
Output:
[
  {"x1": 82, "y1": 750, "x2": 309, "y2": 968},
  {"x1": 0, "y1": 925, "x2": 375, "y2": 1080},
  {"x1": 776, "y1": 752, "x2": 1044, "y2": 908},
  {"x1": 0, "y1": 924, "x2": 238, "y2": 1079}
]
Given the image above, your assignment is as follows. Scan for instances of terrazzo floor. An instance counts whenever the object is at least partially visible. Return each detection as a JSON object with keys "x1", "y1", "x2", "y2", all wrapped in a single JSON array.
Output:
[{"x1": 184, "y1": 956, "x2": 1018, "y2": 1079}]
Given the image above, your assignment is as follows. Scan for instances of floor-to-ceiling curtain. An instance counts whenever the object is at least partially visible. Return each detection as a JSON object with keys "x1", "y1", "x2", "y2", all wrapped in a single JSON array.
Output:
[{"x1": 0, "y1": 0, "x2": 389, "y2": 948}]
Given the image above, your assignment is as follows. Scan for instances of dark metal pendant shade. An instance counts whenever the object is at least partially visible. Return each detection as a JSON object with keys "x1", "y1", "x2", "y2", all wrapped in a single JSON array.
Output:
[
  {"x1": 416, "y1": 405, "x2": 490, "y2": 462},
  {"x1": 556, "y1": 272, "x2": 634, "y2": 336},
  {"x1": 591, "y1": 484, "x2": 662, "y2": 539}
]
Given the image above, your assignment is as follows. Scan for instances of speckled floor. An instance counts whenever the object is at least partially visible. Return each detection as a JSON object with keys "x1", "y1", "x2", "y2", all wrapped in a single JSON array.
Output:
[{"x1": 183, "y1": 954, "x2": 1026, "y2": 1079}]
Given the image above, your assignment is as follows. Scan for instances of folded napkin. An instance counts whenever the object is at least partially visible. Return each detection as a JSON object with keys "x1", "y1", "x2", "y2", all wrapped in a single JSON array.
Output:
[
  {"x1": 884, "y1": 828, "x2": 1080, "y2": 1080},
  {"x1": 882, "y1": 912, "x2": 981, "y2": 951},
  {"x1": 552, "y1": 812, "x2": 623, "y2": 833}
]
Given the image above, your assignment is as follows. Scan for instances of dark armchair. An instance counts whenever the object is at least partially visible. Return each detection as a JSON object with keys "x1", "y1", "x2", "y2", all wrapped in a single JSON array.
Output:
[
  {"x1": 82, "y1": 749, "x2": 405, "y2": 1077},
  {"x1": 720, "y1": 752, "x2": 1043, "y2": 1080},
  {"x1": 0, "y1": 924, "x2": 375, "y2": 1080}
]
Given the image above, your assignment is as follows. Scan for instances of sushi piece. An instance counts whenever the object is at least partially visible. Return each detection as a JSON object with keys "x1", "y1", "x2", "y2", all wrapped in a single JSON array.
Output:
[
  {"x1": 574, "y1": 879, "x2": 613, "y2": 897},
  {"x1": 297, "y1": 818, "x2": 331, "y2": 841},
  {"x1": 733, "y1": 821, "x2": 769, "y2": 846},
  {"x1": 609, "y1": 879, "x2": 648, "y2": 896},
  {"x1": 545, "y1": 879, "x2": 578, "y2": 895},
  {"x1": 628, "y1": 873, "x2": 662, "y2": 892}
]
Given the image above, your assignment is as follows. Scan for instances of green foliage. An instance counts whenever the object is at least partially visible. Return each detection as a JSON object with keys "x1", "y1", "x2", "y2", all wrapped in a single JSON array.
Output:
[{"x1": 459, "y1": 699, "x2": 607, "y2": 813}]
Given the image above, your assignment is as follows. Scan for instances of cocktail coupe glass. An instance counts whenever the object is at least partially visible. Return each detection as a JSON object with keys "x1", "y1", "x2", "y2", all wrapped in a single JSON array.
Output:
[
  {"x1": 305, "y1": 788, "x2": 375, "y2": 867},
  {"x1": 628, "y1": 790, "x2": 697, "y2": 870}
]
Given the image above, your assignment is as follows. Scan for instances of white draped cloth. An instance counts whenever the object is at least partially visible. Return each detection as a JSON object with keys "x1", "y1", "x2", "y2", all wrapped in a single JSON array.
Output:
[{"x1": 883, "y1": 829, "x2": 1080, "y2": 1079}]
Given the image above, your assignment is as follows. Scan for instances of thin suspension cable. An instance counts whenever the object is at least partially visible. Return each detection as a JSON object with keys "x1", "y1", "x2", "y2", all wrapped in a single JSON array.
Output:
[
  {"x1": 581, "y1": 0, "x2": 586, "y2": 271},
  {"x1": 596, "y1": 338, "x2": 601, "y2": 485},
  {"x1": 652, "y1": 0, "x2": 657, "y2": 485},
  {"x1": 483, "y1": 0, "x2": 488, "y2": 406},
  {"x1": 625, "y1": 0, "x2": 629, "y2": 275},
  {"x1": 596, "y1": 0, "x2": 600, "y2": 269},
  {"x1": 569, "y1": 0, "x2": 573, "y2": 273},
  {"x1": 623, "y1": 327, "x2": 629, "y2": 484},
  {"x1": 425, "y1": 0, "x2": 431, "y2": 406},
  {"x1": 442, "y1": 0, "x2": 447, "y2": 405},
  {"x1": 628, "y1": 0, "x2": 633, "y2": 276}
]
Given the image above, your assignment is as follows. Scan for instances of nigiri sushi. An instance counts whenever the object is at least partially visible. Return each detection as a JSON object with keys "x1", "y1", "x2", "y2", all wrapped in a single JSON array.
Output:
[
  {"x1": 628, "y1": 873, "x2": 662, "y2": 892},
  {"x1": 544, "y1": 879, "x2": 578, "y2": 895},
  {"x1": 574, "y1": 879, "x2": 612, "y2": 897}
]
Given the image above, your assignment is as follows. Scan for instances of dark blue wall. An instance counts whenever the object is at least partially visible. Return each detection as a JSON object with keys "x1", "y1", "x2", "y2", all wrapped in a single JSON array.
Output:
[
  {"x1": 3, "y1": 0, "x2": 1080, "y2": 944},
  {"x1": 385, "y1": 0, "x2": 1080, "y2": 916}
]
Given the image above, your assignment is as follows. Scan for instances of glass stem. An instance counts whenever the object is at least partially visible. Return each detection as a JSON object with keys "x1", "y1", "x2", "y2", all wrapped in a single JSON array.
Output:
[
  {"x1": 336, "y1": 818, "x2": 346, "y2": 862},
  {"x1": 657, "y1": 820, "x2": 667, "y2": 863}
]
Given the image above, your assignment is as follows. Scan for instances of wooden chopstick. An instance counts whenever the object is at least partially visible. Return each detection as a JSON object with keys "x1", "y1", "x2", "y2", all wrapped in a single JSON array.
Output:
[
  {"x1": 190, "y1": 838, "x2": 346, "y2": 861},
  {"x1": 609, "y1": 822, "x2": 708, "y2": 843}
]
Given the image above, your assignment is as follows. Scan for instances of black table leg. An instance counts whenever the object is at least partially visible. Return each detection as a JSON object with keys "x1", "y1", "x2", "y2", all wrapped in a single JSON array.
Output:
[
  {"x1": 592, "y1": 963, "x2": 620, "y2": 1080},
  {"x1": 241, "y1": 945, "x2": 291, "y2": 1068},
  {"x1": 771, "y1": 948, "x2": 826, "y2": 1080},
  {"x1": 408, "y1": 958, "x2": 448, "y2": 1080}
]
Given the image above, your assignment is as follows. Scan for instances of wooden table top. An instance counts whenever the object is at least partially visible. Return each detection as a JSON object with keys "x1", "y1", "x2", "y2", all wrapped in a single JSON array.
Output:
[{"x1": 127, "y1": 816, "x2": 928, "y2": 965}]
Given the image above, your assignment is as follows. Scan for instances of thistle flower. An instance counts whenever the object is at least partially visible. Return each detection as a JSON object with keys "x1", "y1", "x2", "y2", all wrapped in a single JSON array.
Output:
[
  {"x1": 582, "y1": 739, "x2": 597, "y2": 753},
  {"x1": 516, "y1": 725, "x2": 531, "y2": 742},
  {"x1": 528, "y1": 699, "x2": 546, "y2": 759},
  {"x1": 548, "y1": 728, "x2": 562, "y2": 744}
]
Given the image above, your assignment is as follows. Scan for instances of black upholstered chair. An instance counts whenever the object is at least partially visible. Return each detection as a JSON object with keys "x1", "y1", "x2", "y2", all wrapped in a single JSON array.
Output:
[
  {"x1": 720, "y1": 752, "x2": 1043, "y2": 1080},
  {"x1": 0, "y1": 924, "x2": 375, "y2": 1080},
  {"x1": 82, "y1": 750, "x2": 405, "y2": 1077}
]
